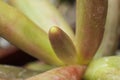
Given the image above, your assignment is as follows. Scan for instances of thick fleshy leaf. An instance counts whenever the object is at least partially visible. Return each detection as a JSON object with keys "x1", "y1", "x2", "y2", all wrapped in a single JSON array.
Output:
[
  {"x1": 94, "y1": 0, "x2": 120, "y2": 59},
  {"x1": 8, "y1": 0, "x2": 74, "y2": 41},
  {"x1": 0, "y1": 1, "x2": 63, "y2": 65},
  {"x1": 49, "y1": 26, "x2": 78, "y2": 64},
  {"x1": 76, "y1": 0, "x2": 108, "y2": 64},
  {"x1": 84, "y1": 56, "x2": 120, "y2": 80},
  {"x1": 26, "y1": 65, "x2": 86, "y2": 80}
]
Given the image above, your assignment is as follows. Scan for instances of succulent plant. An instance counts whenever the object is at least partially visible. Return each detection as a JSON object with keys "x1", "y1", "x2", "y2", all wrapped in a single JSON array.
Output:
[
  {"x1": 84, "y1": 56, "x2": 120, "y2": 80},
  {"x1": 0, "y1": 0, "x2": 119, "y2": 80}
]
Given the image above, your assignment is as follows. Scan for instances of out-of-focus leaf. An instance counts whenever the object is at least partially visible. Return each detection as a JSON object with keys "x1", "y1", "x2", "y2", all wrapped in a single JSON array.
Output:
[
  {"x1": 26, "y1": 65, "x2": 86, "y2": 80},
  {"x1": 24, "y1": 61, "x2": 56, "y2": 71},
  {"x1": 94, "y1": 0, "x2": 120, "y2": 59},
  {"x1": 0, "y1": 65, "x2": 40, "y2": 79},
  {"x1": 8, "y1": 0, "x2": 74, "y2": 41},
  {"x1": 0, "y1": 0, "x2": 63, "y2": 65},
  {"x1": 84, "y1": 56, "x2": 120, "y2": 80}
]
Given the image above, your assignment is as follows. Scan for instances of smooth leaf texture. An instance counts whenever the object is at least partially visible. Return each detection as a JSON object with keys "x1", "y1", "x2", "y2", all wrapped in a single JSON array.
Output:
[
  {"x1": 84, "y1": 56, "x2": 120, "y2": 80},
  {"x1": 26, "y1": 65, "x2": 86, "y2": 80},
  {"x1": 8, "y1": 0, "x2": 74, "y2": 41},
  {"x1": 0, "y1": 0, "x2": 63, "y2": 65},
  {"x1": 49, "y1": 26, "x2": 78, "y2": 64}
]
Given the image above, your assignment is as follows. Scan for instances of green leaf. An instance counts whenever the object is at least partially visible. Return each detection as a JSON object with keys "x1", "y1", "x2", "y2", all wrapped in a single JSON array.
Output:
[
  {"x1": 25, "y1": 61, "x2": 56, "y2": 71},
  {"x1": 0, "y1": 0, "x2": 63, "y2": 65},
  {"x1": 84, "y1": 56, "x2": 120, "y2": 80},
  {"x1": 8, "y1": 0, "x2": 74, "y2": 41}
]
